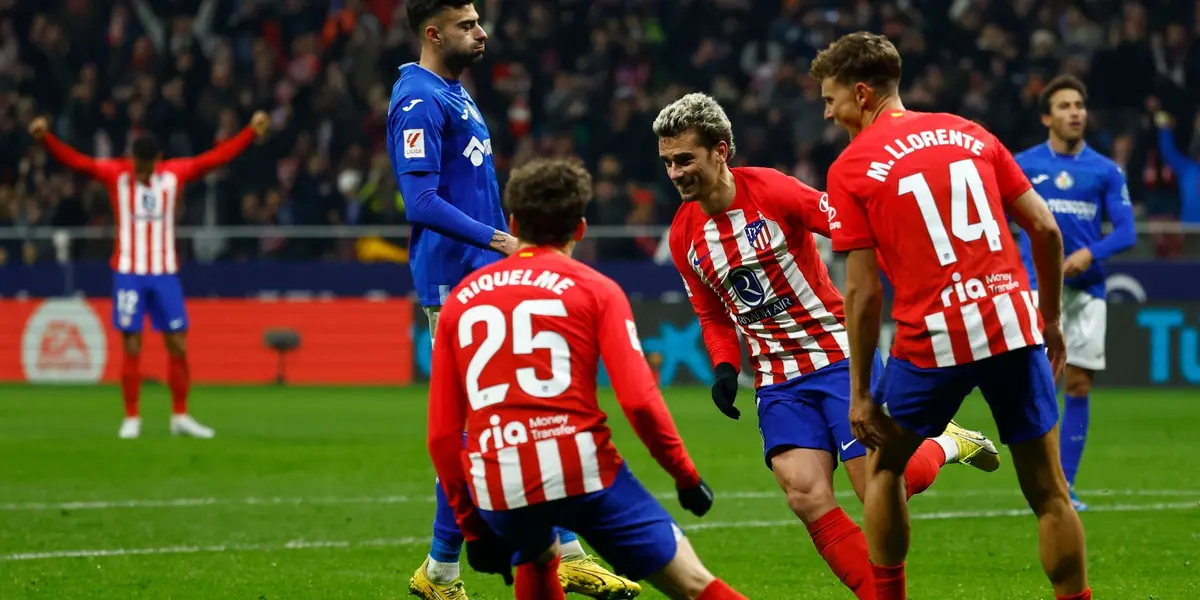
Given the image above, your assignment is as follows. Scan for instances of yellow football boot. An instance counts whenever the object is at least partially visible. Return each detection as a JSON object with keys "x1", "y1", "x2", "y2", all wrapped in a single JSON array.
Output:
[
  {"x1": 408, "y1": 558, "x2": 469, "y2": 600},
  {"x1": 944, "y1": 420, "x2": 1001, "y2": 472},
  {"x1": 558, "y1": 554, "x2": 642, "y2": 599}
]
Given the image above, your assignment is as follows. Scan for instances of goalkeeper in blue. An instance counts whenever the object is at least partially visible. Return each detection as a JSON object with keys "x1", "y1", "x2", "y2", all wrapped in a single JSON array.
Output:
[
  {"x1": 387, "y1": 2, "x2": 640, "y2": 599},
  {"x1": 1013, "y1": 75, "x2": 1135, "y2": 512}
]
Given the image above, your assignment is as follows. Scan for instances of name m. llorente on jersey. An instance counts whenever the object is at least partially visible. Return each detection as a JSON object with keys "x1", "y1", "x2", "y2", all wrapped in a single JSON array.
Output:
[{"x1": 386, "y1": 62, "x2": 507, "y2": 307}]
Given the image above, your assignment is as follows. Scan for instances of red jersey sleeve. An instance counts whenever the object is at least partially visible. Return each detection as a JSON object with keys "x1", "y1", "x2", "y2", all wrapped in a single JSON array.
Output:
[
  {"x1": 595, "y1": 279, "x2": 701, "y2": 489},
  {"x1": 826, "y1": 159, "x2": 876, "y2": 252},
  {"x1": 983, "y1": 129, "x2": 1032, "y2": 208},
  {"x1": 42, "y1": 134, "x2": 114, "y2": 181},
  {"x1": 427, "y1": 308, "x2": 489, "y2": 541},
  {"x1": 668, "y1": 220, "x2": 741, "y2": 368},
  {"x1": 769, "y1": 171, "x2": 832, "y2": 238},
  {"x1": 167, "y1": 126, "x2": 256, "y2": 183}
]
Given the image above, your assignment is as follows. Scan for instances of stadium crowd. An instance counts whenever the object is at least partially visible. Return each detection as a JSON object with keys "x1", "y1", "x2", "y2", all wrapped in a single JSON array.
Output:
[{"x1": 0, "y1": 0, "x2": 1199, "y2": 264}]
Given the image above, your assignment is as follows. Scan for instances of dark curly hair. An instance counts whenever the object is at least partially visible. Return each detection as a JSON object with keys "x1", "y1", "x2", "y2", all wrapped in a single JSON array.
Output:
[
  {"x1": 1039, "y1": 75, "x2": 1087, "y2": 115},
  {"x1": 504, "y1": 159, "x2": 593, "y2": 246},
  {"x1": 407, "y1": 0, "x2": 474, "y2": 34}
]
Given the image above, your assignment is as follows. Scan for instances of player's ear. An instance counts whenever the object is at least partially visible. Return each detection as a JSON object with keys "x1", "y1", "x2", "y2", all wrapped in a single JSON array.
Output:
[
  {"x1": 1040, "y1": 113, "x2": 1053, "y2": 129},
  {"x1": 854, "y1": 82, "x2": 871, "y2": 110},
  {"x1": 714, "y1": 141, "x2": 728, "y2": 165},
  {"x1": 573, "y1": 218, "x2": 587, "y2": 242}
]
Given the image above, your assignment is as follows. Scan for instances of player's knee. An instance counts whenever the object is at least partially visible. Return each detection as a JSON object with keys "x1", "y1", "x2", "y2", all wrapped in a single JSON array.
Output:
[
  {"x1": 648, "y1": 538, "x2": 715, "y2": 600},
  {"x1": 1063, "y1": 367, "x2": 1092, "y2": 397},
  {"x1": 781, "y1": 481, "x2": 837, "y2": 523},
  {"x1": 122, "y1": 333, "x2": 143, "y2": 356},
  {"x1": 164, "y1": 334, "x2": 187, "y2": 357}
]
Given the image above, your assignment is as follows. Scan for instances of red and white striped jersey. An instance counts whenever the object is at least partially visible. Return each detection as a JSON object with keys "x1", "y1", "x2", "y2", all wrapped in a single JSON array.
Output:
[
  {"x1": 827, "y1": 111, "x2": 1043, "y2": 368},
  {"x1": 42, "y1": 129, "x2": 256, "y2": 275},
  {"x1": 668, "y1": 167, "x2": 850, "y2": 388},
  {"x1": 428, "y1": 248, "x2": 699, "y2": 538}
]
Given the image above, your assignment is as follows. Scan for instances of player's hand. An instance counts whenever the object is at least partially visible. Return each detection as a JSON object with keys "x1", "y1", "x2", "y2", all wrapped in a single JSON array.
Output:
[
  {"x1": 250, "y1": 110, "x2": 270, "y2": 137},
  {"x1": 1043, "y1": 320, "x2": 1067, "y2": 381},
  {"x1": 1063, "y1": 248, "x2": 1093, "y2": 278},
  {"x1": 489, "y1": 231, "x2": 519, "y2": 256},
  {"x1": 465, "y1": 529, "x2": 515, "y2": 586},
  {"x1": 1154, "y1": 111, "x2": 1174, "y2": 129},
  {"x1": 28, "y1": 117, "x2": 48, "y2": 141},
  {"x1": 710, "y1": 362, "x2": 740, "y2": 420},
  {"x1": 677, "y1": 478, "x2": 715, "y2": 517},
  {"x1": 848, "y1": 391, "x2": 884, "y2": 450}
]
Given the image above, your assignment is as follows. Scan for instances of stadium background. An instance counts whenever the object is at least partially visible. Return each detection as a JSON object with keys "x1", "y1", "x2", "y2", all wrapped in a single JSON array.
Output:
[{"x1": 1, "y1": 1, "x2": 1199, "y2": 599}]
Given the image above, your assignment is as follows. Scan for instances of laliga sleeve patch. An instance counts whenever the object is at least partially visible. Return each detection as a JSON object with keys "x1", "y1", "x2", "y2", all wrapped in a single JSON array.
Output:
[{"x1": 403, "y1": 129, "x2": 426, "y2": 159}]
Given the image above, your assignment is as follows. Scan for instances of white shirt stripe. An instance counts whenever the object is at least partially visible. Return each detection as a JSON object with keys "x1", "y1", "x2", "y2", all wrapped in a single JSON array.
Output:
[
  {"x1": 150, "y1": 175, "x2": 164, "y2": 276},
  {"x1": 497, "y1": 446, "x2": 527, "y2": 509},
  {"x1": 117, "y1": 174, "x2": 133, "y2": 273},
  {"x1": 574, "y1": 432, "x2": 603, "y2": 494},
  {"x1": 468, "y1": 452, "x2": 492, "y2": 511},
  {"x1": 1021, "y1": 291, "x2": 1044, "y2": 344},
  {"x1": 535, "y1": 439, "x2": 567, "y2": 502},
  {"x1": 960, "y1": 303, "x2": 992, "y2": 361},
  {"x1": 992, "y1": 294, "x2": 1026, "y2": 351},
  {"x1": 763, "y1": 218, "x2": 850, "y2": 357},
  {"x1": 924, "y1": 312, "x2": 956, "y2": 367}
]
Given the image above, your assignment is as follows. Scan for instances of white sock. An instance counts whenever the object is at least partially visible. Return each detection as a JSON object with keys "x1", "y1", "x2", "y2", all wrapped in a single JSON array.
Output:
[
  {"x1": 933, "y1": 434, "x2": 960, "y2": 464},
  {"x1": 425, "y1": 556, "x2": 460, "y2": 584},
  {"x1": 559, "y1": 539, "x2": 586, "y2": 559}
]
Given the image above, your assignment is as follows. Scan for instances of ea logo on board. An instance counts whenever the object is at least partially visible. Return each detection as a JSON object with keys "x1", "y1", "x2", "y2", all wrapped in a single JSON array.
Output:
[
  {"x1": 728, "y1": 266, "x2": 767, "y2": 308},
  {"x1": 22, "y1": 298, "x2": 107, "y2": 383}
]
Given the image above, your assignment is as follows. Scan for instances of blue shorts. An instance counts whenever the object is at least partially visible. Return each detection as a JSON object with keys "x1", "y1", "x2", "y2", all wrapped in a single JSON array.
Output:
[
  {"x1": 112, "y1": 273, "x2": 188, "y2": 333},
  {"x1": 874, "y1": 345, "x2": 1058, "y2": 445},
  {"x1": 755, "y1": 352, "x2": 885, "y2": 469},
  {"x1": 477, "y1": 463, "x2": 681, "y2": 581}
]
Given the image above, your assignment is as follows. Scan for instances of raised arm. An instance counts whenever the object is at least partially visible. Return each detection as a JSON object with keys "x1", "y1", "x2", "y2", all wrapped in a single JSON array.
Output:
[
  {"x1": 596, "y1": 280, "x2": 701, "y2": 489},
  {"x1": 170, "y1": 114, "x2": 263, "y2": 183},
  {"x1": 32, "y1": 116, "x2": 104, "y2": 180}
]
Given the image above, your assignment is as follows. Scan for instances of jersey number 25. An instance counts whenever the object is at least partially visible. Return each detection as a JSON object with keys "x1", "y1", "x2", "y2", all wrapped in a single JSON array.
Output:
[{"x1": 458, "y1": 299, "x2": 572, "y2": 410}]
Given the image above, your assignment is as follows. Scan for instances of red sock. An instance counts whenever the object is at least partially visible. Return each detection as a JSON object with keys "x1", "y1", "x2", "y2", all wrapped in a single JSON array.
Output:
[
  {"x1": 873, "y1": 562, "x2": 906, "y2": 600},
  {"x1": 1056, "y1": 589, "x2": 1092, "y2": 600},
  {"x1": 806, "y1": 508, "x2": 875, "y2": 600},
  {"x1": 121, "y1": 353, "x2": 141, "y2": 418},
  {"x1": 903, "y1": 440, "x2": 946, "y2": 499},
  {"x1": 697, "y1": 578, "x2": 748, "y2": 599},
  {"x1": 168, "y1": 355, "x2": 190, "y2": 416},
  {"x1": 514, "y1": 556, "x2": 564, "y2": 600}
]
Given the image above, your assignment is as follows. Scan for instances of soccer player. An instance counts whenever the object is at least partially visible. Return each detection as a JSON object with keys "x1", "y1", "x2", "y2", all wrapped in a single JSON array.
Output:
[
  {"x1": 1012, "y1": 75, "x2": 1136, "y2": 511},
  {"x1": 428, "y1": 158, "x2": 747, "y2": 600},
  {"x1": 388, "y1": 3, "x2": 634, "y2": 598},
  {"x1": 28, "y1": 111, "x2": 269, "y2": 439},
  {"x1": 654, "y1": 92, "x2": 1000, "y2": 600},
  {"x1": 813, "y1": 32, "x2": 1090, "y2": 600}
]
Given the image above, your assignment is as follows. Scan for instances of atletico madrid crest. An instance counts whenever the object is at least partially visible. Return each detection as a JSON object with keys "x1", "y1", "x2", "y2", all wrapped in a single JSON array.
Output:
[{"x1": 744, "y1": 220, "x2": 771, "y2": 251}]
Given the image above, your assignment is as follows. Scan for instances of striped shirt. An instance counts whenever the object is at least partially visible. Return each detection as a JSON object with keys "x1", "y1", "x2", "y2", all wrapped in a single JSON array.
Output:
[{"x1": 669, "y1": 167, "x2": 850, "y2": 388}]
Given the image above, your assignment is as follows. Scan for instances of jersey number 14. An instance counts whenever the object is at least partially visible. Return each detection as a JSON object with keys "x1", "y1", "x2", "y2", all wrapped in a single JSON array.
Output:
[{"x1": 898, "y1": 158, "x2": 1003, "y2": 267}]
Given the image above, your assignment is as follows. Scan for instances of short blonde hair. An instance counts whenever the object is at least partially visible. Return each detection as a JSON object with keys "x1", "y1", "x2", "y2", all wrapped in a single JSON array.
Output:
[{"x1": 652, "y1": 93, "x2": 736, "y2": 159}]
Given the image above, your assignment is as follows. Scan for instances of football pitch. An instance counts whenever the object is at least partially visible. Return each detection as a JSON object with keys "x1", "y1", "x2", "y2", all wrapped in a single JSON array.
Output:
[{"x1": 1, "y1": 385, "x2": 1197, "y2": 599}]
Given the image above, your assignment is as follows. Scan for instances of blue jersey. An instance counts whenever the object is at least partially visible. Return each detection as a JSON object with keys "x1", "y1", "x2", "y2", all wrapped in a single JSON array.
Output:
[
  {"x1": 1013, "y1": 142, "x2": 1135, "y2": 298},
  {"x1": 386, "y1": 63, "x2": 506, "y2": 307}
]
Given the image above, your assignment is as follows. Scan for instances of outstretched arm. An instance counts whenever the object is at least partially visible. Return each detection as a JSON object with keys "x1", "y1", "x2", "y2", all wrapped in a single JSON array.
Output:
[{"x1": 33, "y1": 116, "x2": 104, "y2": 180}]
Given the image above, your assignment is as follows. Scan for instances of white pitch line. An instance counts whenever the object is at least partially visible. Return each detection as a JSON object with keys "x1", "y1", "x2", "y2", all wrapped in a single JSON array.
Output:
[
  {"x1": 1, "y1": 489, "x2": 1196, "y2": 512},
  {"x1": 3, "y1": 501, "x2": 1195, "y2": 562}
]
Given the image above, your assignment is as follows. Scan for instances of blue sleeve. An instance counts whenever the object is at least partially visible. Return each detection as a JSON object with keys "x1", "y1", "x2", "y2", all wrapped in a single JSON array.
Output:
[
  {"x1": 1088, "y1": 164, "x2": 1136, "y2": 261},
  {"x1": 1157, "y1": 128, "x2": 1195, "y2": 174},
  {"x1": 396, "y1": 172, "x2": 496, "y2": 248},
  {"x1": 386, "y1": 90, "x2": 496, "y2": 249}
]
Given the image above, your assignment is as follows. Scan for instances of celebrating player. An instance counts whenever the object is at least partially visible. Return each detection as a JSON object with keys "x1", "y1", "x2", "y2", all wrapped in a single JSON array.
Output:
[
  {"x1": 654, "y1": 92, "x2": 1000, "y2": 600},
  {"x1": 428, "y1": 158, "x2": 746, "y2": 600},
  {"x1": 1012, "y1": 75, "x2": 1135, "y2": 511},
  {"x1": 814, "y1": 32, "x2": 1090, "y2": 600},
  {"x1": 28, "y1": 111, "x2": 269, "y2": 439},
  {"x1": 388, "y1": 2, "x2": 634, "y2": 599}
]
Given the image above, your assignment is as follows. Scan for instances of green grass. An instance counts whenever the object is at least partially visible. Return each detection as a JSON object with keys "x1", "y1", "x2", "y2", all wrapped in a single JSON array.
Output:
[{"x1": 0, "y1": 385, "x2": 1197, "y2": 599}]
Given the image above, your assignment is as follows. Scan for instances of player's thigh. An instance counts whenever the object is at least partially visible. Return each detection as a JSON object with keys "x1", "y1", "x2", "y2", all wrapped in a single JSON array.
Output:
[
  {"x1": 644, "y1": 536, "x2": 716, "y2": 600},
  {"x1": 871, "y1": 355, "x2": 973, "y2": 439},
  {"x1": 976, "y1": 346, "x2": 1060, "y2": 446},
  {"x1": 1007, "y1": 428, "x2": 1072, "y2": 511},
  {"x1": 1063, "y1": 288, "x2": 1106, "y2": 371},
  {"x1": 756, "y1": 376, "x2": 840, "y2": 470},
  {"x1": 573, "y1": 464, "x2": 682, "y2": 582},
  {"x1": 476, "y1": 504, "x2": 558, "y2": 566},
  {"x1": 112, "y1": 274, "x2": 147, "y2": 333},
  {"x1": 146, "y1": 275, "x2": 189, "y2": 334}
]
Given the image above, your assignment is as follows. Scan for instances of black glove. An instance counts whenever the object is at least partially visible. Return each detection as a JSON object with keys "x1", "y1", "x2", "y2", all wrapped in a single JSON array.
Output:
[
  {"x1": 711, "y1": 362, "x2": 740, "y2": 420},
  {"x1": 465, "y1": 530, "x2": 515, "y2": 586},
  {"x1": 678, "y1": 478, "x2": 715, "y2": 517}
]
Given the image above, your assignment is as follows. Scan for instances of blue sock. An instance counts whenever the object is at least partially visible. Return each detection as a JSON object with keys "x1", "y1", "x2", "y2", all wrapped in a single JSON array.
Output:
[
  {"x1": 1059, "y1": 394, "x2": 1089, "y2": 487},
  {"x1": 429, "y1": 480, "x2": 463, "y2": 563}
]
